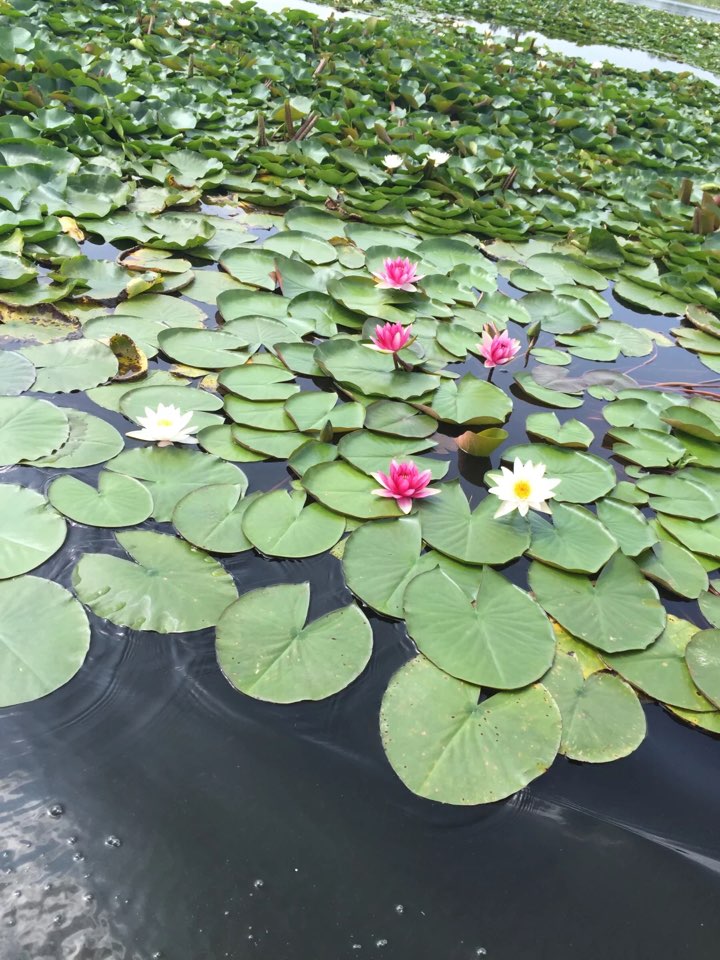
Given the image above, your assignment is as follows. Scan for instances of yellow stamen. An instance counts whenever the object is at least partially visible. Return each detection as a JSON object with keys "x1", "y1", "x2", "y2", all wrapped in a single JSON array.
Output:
[
  {"x1": 513, "y1": 480, "x2": 531, "y2": 499},
  {"x1": 157, "y1": 418, "x2": 173, "y2": 427}
]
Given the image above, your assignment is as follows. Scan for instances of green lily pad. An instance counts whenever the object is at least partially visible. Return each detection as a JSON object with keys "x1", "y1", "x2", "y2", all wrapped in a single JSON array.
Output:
[
  {"x1": 686, "y1": 630, "x2": 720, "y2": 710},
  {"x1": 337, "y1": 431, "x2": 447, "y2": 481},
  {"x1": 73, "y1": 531, "x2": 238, "y2": 633},
  {"x1": 241, "y1": 489, "x2": 345, "y2": 558},
  {"x1": 106, "y1": 447, "x2": 247, "y2": 521},
  {"x1": 197, "y1": 424, "x2": 267, "y2": 463},
  {"x1": 158, "y1": 328, "x2": 248, "y2": 369},
  {"x1": 0, "y1": 484, "x2": 66, "y2": 578},
  {"x1": 218, "y1": 363, "x2": 297, "y2": 401},
  {"x1": 514, "y1": 372, "x2": 584, "y2": 409},
  {"x1": 28, "y1": 409, "x2": 124, "y2": 468},
  {"x1": 404, "y1": 567, "x2": 555, "y2": 689},
  {"x1": 0, "y1": 396, "x2": 69, "y2": 465},
  {"x1": 431, "y1": 374, "x2": 511, "y2": 425},
  {"x1": 216, "y1": 582, "x2": 372, "y2": 703},
  {"x1": 0, "y1": 576, "x2": 90, "y2": 707},
  {"x1": 526, "y1": 413, "x2": 593, "y2": 449},
  {"x1": 285, "y1": 392, "x2": 365, "y2": 434},
  {"x1": 0, "y1": 350, "x2": 35, "y2": 395},
  {"x1": 638, "y1": 540, "x2": 708, "y2": 599},
  {"x1": 231, "y1": 425, "x2": 309, "y2": 459},
  {"x1": 47, "y1": 473, "x2": 153, "y2": 527},
  {"x1": 656, "y1": 514, "x2": 720, "y2": 560},
  {"x1": 605, "y1": 617, "x2": 714, "y2": 711},
  {"x1": 528, "y1": 553, "x2": 666, "y2": 653},
  {"x1": 315, "y1": 338, "x2": 438, "y2": 401},
  {"x1": 420, "y1": 480, "x2": 529, "y2": 565},
  {"x1": 595, "y1": 498, "x2": 657, "y2": 558},
  {"x1": 527, "y1": 502, "x2": 618, "y2": 574},
  {"x1": 363, "y1": 399, "x2": 436, "y2": 439},
  {"x1": 302, "y1": 460, "x2": 403, "y2": 520},
  {"x1": 20, "y1": 338, "x2": 118, "y2": 392},
  {"x1": 542, "y1": 652, "x2": 646, "y2": 762},
  {"x1": 173, "y1": 485, "x2": 260, "y2": 553},
  {"x1": 379, "y1": 656, "x2": 561, "y2": 805},
  {"x1": 636, "y1": 474, "x2": 719, "y2": 521},
  {"x1": 342, "y1": 516, "x2": 439, "y2": 618}
]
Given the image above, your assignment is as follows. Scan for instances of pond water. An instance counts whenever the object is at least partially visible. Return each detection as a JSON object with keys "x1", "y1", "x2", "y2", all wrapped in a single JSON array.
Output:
[{"x1": 2, "y1": 222, "x2": 720, "y2": 959}]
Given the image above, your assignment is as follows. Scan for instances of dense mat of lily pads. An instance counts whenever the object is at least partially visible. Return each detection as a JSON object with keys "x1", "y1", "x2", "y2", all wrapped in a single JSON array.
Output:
[
  {"x1": 384, "y1": 0, "x2": 720, "y2": 75},
  {"x1": 2, "y1": 0, "x2": 720, "y2": 804}
]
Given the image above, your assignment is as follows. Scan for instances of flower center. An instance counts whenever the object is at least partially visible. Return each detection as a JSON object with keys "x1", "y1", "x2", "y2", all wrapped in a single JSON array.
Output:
[
  {"x1": 513, "y1": 480, "x2": 532, "y2": 500},
  {"x1": 157, "y1": 418, "x2": 173, "y2": 427}
]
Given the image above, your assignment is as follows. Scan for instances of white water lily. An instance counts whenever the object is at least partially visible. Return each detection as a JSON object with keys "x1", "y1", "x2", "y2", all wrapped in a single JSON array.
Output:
[
  {"x1": 126, "y1": 404, "x2": 199, "y2": 447},
  {"x1": 536, "y1": 60, "x2": 549, "y2": 70},
  {"x1": 500, "y1": 58, "x2": 513, "y2": 67},
  {"x1": 383, "y1": 153, "x2": 403, "y2": 170},
  {"x1": 427, "y1": 149, "x2": 450, "y2": 166},
  {"x1": 487, "y1": 457, "x2": 561, "y2": 519},
  {"x1": 590, "y1": 60, "x2": 603, "y2": 70}
]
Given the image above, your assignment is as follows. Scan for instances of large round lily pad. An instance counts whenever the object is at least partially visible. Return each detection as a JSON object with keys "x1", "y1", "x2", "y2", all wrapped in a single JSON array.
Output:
[
  {"x1": 20, "y1": 338, "x2": 118, "y2": 392},
  {"x1": 241, "y1": 489, "x2": 345, "y2": 558},
  {"x1": 0, "y1": 396, "x2": 69, "y2": 465},
  {"x1": 542, "y1": 652, "x2": 646, "y2": 762},
  {"x1": 216, "y1": 582, "x2": 372, "y2": 703},
  {"x1": 404, "y1": 567, "x2": 555, "y2": 689},
  {"x1": 0, "y1": 484, "x2": 66, "y2": 579},
  {"x1": 0, "y1": 576, "x2": 90, "y2": 707},
  {"x1": 420, "y1": 480, "x2": 529, "y2": 565},
  {"x1": 605, "y1": 617, "x2": 714, "y2": 711},
  {"x1": 72, "y1": 531, "x2": 238, "y2": 633},
  {"x1": 48, "y1": 473, "x2": 153, "y2": 527},
  {"x1": 27, "y1": 409, "x2": 124, "y2": 468},
  {"x1": 527, "y1": 502, "x2": 618, "y2": 574},
  {"x1": 173, "y1": 484, "x2": 259, "y2": 554},
  {"x1": 379, "y1": 656, "x2": 561, "y2": 805},
  {"x1": 528, "y1": 553, "x2": 666, "y2": 653}
]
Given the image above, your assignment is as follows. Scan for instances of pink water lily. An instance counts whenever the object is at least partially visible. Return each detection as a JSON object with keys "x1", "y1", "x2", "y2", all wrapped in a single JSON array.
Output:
[
  {"x1": 478, "y1": 323, "x2": 521, "y2": 368},
  {"x1": 372, "y1": 257, "x2": 424, "y2": 292},
  {"x1": 371, "y1": 460, "x2": 440, "y2": 514},
  {"x1": 367, "y1": 322, "x2": 414, "y2": 354}
]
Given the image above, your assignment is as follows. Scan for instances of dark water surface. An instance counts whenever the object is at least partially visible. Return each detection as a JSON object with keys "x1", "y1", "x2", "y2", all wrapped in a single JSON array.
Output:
[{"x1": 2, "y1": 238, "x2": 720, "y2": 959}]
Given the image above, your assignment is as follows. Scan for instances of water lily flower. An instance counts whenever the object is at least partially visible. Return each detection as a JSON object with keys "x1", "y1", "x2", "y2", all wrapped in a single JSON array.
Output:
[
  {"x1": 371, "y1": 460, "x2": 440, "y2": 514},
  {"x1": 536, "y1": 60, "x2": 549, "y2": 70},
  {"x1": 367, "y1": 322, "x2": 414, "y2": 354},
  {"x1": 500, "y1": 58, "x2": 513, "y2": 67},
  {"x1": 487, "y1": 458, "x2": 561, "y2": 519},
  {"x1": 126, "y1": 404, "x2": 199, "y2": 447},
  {"x1": 590, "y1": 60, "x2": 603, "y2": 70},
  {"x1": 427, "y1": 149, "x2": 450, "y2": 166},
  {"x1": 513, "y1": 45, "x2": 524, "y2": 52},
  {"x1": 383, "y1": 153, "x2": 403, "y2": 170},
  {"x1": 372, "y1": 257, "x2": 424, "y2": 292},
  {"x1": 478, "y1": 324, "x2": 521, "y2": 368}
]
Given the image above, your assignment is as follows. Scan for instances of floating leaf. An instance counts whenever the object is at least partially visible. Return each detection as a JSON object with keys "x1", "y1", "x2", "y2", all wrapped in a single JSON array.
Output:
[
  {"x1": 302, "y1": 460, "x2": 402, "y2": 520},
  {"x1": 638, "y1": 540, "x2": 708, "y2": 599},
  {"x1": 0, "y1": 396, "x2": 69, "y2": 465},
  {"x1": 527, "y1": 503, "x2": 618, "y2": 574},
  {"x1": 686, "y1": 630, "x2": 720, "y2": 710},
  {"x1": 525, "y1": 413, "x2": 593, "y2": 449},
  {"x1": 380, "y1": 656, "x2": 561, "y2": 805},
  {"x1": 173, "y1": 484, "x2": 259, "y2": 553},
  {"x1": 0, "y1": 484, "x2": 66, "y2": 579},
  {"x1": 241, "y1": 489, "x2": 345, "y2": 558},
  {"x1": 0, "y1": 576, "x2": 90, "y2": 707},
  {"x1": 0, "y1": 350, "x2": 35, "y2": 395},
  {"x1": 529, "y1": 553, "x2": 666, "y2": 653},
  {"x1": 542, "y1": 652, "x2": 646, "y2": 762},
  {"x1": 48, "y1": 473, "x2": 153, "y2": 527},
  {"x1": 501, "y1": 443, "x2": 615, "y2": 503},
  {"x1": 216, "y1": 582, "x2": 372, "y2": 703},
  {"x1": 73, "y1": 531, "x2": 238, "y2": 633},
  {"x1": 605, "y1": 617, "x2": 714, "y2": 711},
  {"x1": 20, "y1": 339, "x2": 117, "y2": 393}
]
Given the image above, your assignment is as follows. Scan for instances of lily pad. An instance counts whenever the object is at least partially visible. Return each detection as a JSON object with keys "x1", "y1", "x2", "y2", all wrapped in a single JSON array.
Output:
[
  {"x1": 28, "y1": 409, "x2": 124, "y2": 468},
  {"x1": 0, "y1": 350, "x2": 35, "y2": 395},
  {"x1": 404, "y1": 567, "x2": 555, "y2": 689},
  {"x1": 528, "y1": 553, "x2": 666, "y2": 653},
  {"x1": 686, "y1": 630, "x2": 720, "y2": 710},
  {"x1": 47, "y1": 473, "x2": 153, "y2": 527},
  {"x1": 0, "y1": 484, "x2": 66, "y2": 578},
  {"x1": 20, "y1": 339, "x2": 118, "y2": 393},
  {"x1": 379, "y1": 656, "x2": 561, "y2": 805},
  {"x1": 241, "y1": 489, "x2": 345, "y2": 558},
  {"x1": 73, "y1": 531, "x2": 238, "y2": 633},
  {"x1": 527, "y1": 503, "x2": 618, "y2": 574},
  {"x1": 216, "y1": 582, "x2": 372, "y2": 703},
  {"x1": 0, "y1": 576, "x2": 90, "y2": 707},
  {"x1": 173, "y1": 485, "x2": 259, "y2": 553},
  {"x1": 542, "y1": 652, "x2": 646, "y2": 762},
  {"x1": 525, "y1": 413, "x2": 593, "y2": 449},
  {"x1": 0, "y1": 396, "x2": 69, "y2": 465},
  {"x1": 501, "y1": 443, "x2": 615, "y2": 503},
  {"x1": 302, "y1": 460, "x2": 403, "y2": 520}
]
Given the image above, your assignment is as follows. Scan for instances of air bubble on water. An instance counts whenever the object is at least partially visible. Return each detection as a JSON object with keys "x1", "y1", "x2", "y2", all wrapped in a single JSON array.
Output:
[
  {"x1": 351, "y1": 945, "x2": 362, "y2": 952},
  {"x1": 475, "y1": 949, "x2": 487, "y2": 956},
  {"x1": 83, "y1": 893, "x2": 94, "y2": 903},
  {"x1": 151, "y1": 952, "x2": 163, "y2": 959},
  {"x1": 68, "y1": 836, "x2": 78, "y2": 845},
  {"x1": 105, "y1": 835, "x2": 122, "y2": 848},
  {"x1": 72, "y1": 852, "x2": 85, "y2": 862},
  {"x1": 43, "y1": 882, "x2": 53, "y2": 892},
  {"x1": 52, "y1": 914, "x2": 64, "y2": 925},
  {"x1": 376, "y1": 939, "x2": 388, "y2": 948},
  {"x1": 6, "y1": 917, "x2": 16, "y2": 927},
  {"x1": 48, "y1": 804, "x2": 64, "y2": 818},
  {"x1": 12, "y1": 890, "x2": 21, "y2": 898},
  {"x1": 253, "y1": 878, "x2": 264, "y2": 889},
  {"x1": 394, "y1": 904, "x2": 404, "y2": 915}
]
